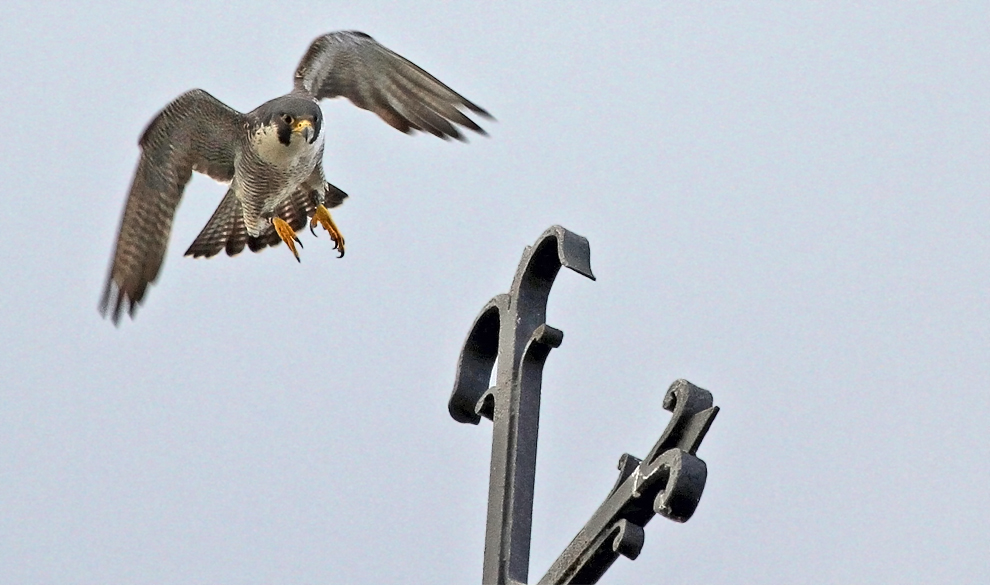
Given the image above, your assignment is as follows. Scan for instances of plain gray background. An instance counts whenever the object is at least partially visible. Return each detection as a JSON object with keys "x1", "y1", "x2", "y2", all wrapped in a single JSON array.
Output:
[{"x1": 1, "y1": 2, "x2": 988, "y2": 583}]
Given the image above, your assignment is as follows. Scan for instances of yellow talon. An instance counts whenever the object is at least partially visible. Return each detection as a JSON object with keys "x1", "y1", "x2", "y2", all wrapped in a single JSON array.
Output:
[
  {"x1": 310, "y1": 204, "x2": 345, "y2": 258},
  {"x1": 271, "y1": 216, "x2": 302, "y2": 262}
]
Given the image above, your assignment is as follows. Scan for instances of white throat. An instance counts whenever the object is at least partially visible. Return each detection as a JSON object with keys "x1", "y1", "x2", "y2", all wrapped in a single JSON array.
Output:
[{"x1": 250, "y1": 125, "x2": 323, "y2": 166}]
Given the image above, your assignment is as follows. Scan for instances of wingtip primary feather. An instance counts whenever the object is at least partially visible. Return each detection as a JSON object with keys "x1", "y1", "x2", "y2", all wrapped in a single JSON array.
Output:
[{"x1": 99, "y1": 279, "x2": 133, "y2": 326}]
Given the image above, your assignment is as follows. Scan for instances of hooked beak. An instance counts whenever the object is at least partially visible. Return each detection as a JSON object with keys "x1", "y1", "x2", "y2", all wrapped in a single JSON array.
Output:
[{"x1": 292, "y1": 119, "x2": 315, "y2": 143}]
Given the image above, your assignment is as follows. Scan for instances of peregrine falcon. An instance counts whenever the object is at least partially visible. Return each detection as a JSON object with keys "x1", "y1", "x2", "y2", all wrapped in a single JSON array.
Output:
[{"x1": 100, "y1": 30, "x2": 490, "y2": 324}]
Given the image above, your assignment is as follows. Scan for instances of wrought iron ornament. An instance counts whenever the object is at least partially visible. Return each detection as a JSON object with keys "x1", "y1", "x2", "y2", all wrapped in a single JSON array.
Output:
[{"x1": 449, "y1": 226, "x2": 719, "y2": 585}]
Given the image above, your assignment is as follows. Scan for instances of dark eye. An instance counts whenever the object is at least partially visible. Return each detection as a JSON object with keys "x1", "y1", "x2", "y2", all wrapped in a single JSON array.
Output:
[{"x1": 281, "y1": 114, "x2": 294, "y2": 125}]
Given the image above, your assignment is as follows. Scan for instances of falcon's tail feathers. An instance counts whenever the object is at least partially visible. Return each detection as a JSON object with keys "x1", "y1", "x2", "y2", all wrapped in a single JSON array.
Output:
[
  {"x1": 185, "y1": 185, "x2": 343, "y2": 259},
  {"x1": 185, "y1": 189, "x2": 250, "y2": 258}
]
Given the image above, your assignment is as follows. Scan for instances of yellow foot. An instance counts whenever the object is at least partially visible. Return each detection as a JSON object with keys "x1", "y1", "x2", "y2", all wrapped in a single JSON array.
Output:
[
  {"x1": 271, "y1": 216, "x2": 303, "y2": 262},
  {"x1": 309, "y1": 204, "x2": 345, "y2": 258}
]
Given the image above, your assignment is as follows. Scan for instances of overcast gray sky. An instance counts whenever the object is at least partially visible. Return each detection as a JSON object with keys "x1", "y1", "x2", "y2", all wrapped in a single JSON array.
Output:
[{"x1": 1, "y1": 1, "x2": 988, "y2": 583}]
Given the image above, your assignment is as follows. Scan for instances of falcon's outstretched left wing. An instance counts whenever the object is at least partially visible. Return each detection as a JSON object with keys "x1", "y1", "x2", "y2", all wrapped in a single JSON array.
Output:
[{"x1": 294, "y1": 31, "x2": 491, "y2": 140}]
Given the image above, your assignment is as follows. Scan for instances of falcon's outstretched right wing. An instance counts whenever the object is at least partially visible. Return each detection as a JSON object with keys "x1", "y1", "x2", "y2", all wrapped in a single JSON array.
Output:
[{"x1": 100, "y1": 89, "x2": 244, "y2": 324}]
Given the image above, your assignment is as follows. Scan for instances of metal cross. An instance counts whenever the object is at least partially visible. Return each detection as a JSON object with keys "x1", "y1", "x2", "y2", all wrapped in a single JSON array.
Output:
[{"x1": 449, "y1": 225, "x2": 719, "y2": 585}]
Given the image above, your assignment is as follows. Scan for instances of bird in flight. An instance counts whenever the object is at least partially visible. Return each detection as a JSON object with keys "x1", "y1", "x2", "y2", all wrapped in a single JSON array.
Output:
[{"x1": 100, "y1": 30, "x2": 490, "y2": 325}]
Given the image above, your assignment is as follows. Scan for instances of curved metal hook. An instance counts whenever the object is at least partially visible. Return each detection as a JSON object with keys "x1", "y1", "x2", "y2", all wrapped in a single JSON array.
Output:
[{"x1": 449, "y1": 296, "x2": 507, "y2": 424}]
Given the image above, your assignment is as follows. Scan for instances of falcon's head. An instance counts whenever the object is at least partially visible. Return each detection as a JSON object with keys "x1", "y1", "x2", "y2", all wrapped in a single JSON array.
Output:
[{"x1": 251, "y1": 95, "x2": 324, "y2": 147}]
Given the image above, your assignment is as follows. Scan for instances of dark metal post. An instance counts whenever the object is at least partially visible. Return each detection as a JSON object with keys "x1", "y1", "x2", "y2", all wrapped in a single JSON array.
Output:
[{"x1": 449, "y1": 226, "x2": 718, "y2": 585}]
